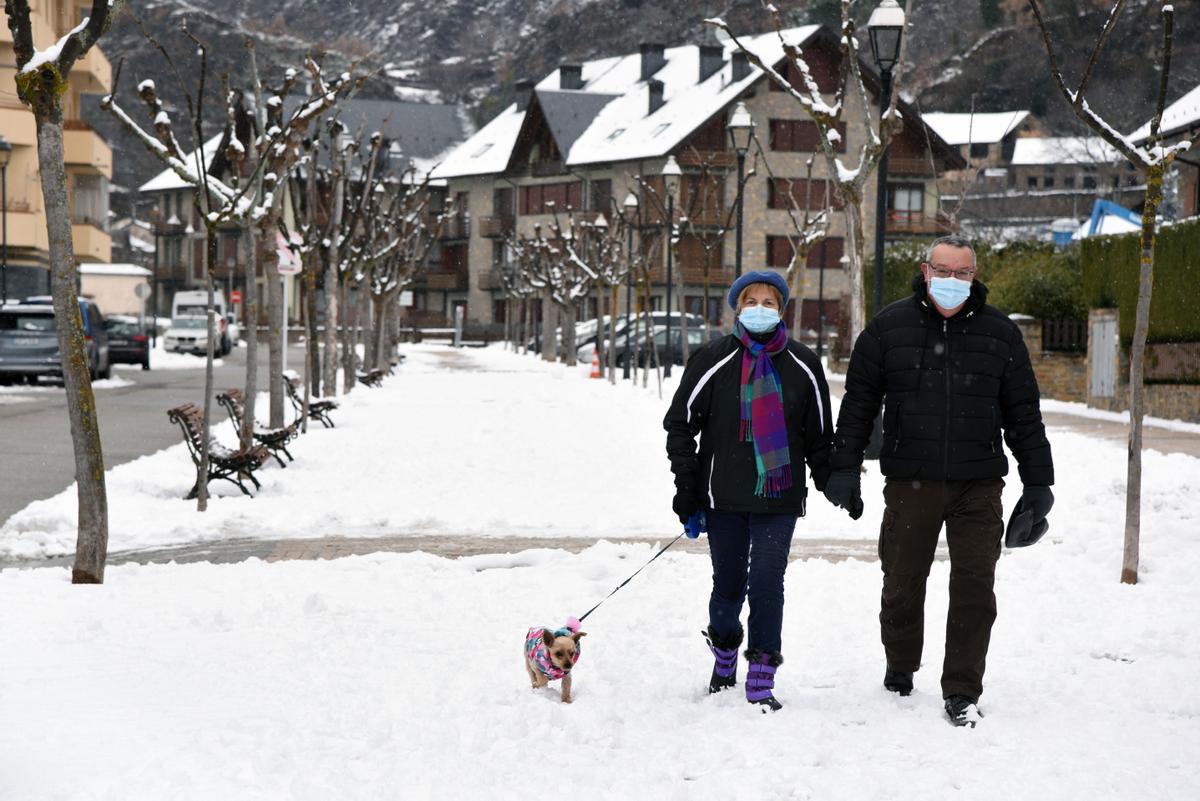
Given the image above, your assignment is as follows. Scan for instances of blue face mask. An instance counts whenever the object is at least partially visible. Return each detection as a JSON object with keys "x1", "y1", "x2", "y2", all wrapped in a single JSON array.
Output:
[
  {"x1": 928, "y1": 276, "x2": 972, "y2": 310},
  {"x1": 739, "y1": 306, "x2": 781, "y2": 333}
]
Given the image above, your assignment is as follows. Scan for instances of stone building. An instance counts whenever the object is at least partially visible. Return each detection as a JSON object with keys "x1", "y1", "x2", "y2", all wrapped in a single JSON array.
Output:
[
  {"x1": 430, "y1": 26, "x2": 964, "y2": 336},
  {"x1": 1, "y1": 1, "x2": 113, "y2": 302}
]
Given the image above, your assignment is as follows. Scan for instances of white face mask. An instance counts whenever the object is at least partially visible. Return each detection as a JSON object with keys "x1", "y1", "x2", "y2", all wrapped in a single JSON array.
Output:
[
  {"x1": 739, "y1": 306, "x2": 780, "y2": 333},
  {"x1": 928, "y1": 275, "x2": 972, "y2": 309}
]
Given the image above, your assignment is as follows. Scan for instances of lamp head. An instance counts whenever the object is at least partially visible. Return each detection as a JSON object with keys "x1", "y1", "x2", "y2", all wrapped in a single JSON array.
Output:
[
  {"x1": 661, "y1": 155, "x2": 682, "y2": 196},
  {"x1": 727, "y1": 102, "x2": 754, "y2": 154},
  {"x1": 0, "y1": 136, "x2": 11, "y2": 169},
  {"x1": 867, "y1": 0, "x2": 905, "y2": 73}
]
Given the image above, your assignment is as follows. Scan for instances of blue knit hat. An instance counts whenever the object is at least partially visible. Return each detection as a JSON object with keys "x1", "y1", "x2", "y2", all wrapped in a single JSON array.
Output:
[{"x1": 727, "y1": 270, "x2": 789, "y2": 310}]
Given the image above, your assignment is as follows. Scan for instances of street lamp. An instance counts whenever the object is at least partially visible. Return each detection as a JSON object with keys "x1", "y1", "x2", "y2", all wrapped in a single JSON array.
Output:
[
  {"x1": 868, "y1": 0, "x2": 905, "y2": 319},
  {"x1": 661, "y1": 155, "x2": 682, "y2": 379},
  {"x1": 727, "y1": 102, "x2": 755, "y2": 286},
  {"x1": 593, "y1": 212, "x2": 608, "y2": 372},
  {"x1": 0, "y1": 135, "x2": 11, "y2": 306},
  {"x1": 623, "y1": 191, "x2": 638, "y2": 379}
]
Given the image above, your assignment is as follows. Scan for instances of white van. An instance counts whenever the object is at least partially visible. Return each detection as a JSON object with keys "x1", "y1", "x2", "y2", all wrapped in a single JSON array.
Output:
[{"x1": 167, "y1": 290, "x2": 235, "y2": 356}]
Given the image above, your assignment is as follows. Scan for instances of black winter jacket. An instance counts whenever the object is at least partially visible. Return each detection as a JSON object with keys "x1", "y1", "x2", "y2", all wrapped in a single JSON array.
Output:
[
  {"x1": 831, "y1": 276, "x2": 1054, "y2": 486},
  {"x1": 664, "y1": 333, "x2": 834, "y2": 515}
]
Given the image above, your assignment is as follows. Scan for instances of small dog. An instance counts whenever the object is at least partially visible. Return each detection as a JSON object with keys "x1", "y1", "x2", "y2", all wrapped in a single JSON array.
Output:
[{"x1": 524, "y1": 617, "x2": 586, "y2": 703}]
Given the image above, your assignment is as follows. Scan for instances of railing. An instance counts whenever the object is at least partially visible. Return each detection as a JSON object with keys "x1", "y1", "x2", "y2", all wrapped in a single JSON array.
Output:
[
  {"x1": 885, "y1": 212, "x2": 952, "y2": 236},
  {"x1": 478, "y1": 214, "x2": 514, "y2": 238},
  {"x1": 415, "y1": 270, "x2": 468, "y2": 291},
  {"x1": 677, "y1": 150, "x2": 735, "y2": 168},
  {"x1": 1042, "y1": 318, "x2": 1087, "y2": 353},
  {"x1": 438, "y1": 214, "x2": 471, "y2": 241},
  {"x1": 477, "y1": 270, "x2": 506, "y2": 291},
  {"x1": 888, "y1": 158, "x2": 934, "y2": 176}
]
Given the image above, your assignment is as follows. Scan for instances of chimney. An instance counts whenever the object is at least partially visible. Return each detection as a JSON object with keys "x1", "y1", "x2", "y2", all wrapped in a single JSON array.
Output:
[
  {"x1": 732, "y1": 51, "x2": 751, "y2": 82},
  {"x1": 699, "y1": 44, "x2": 724, "y2": 83},
  {"x1": 640, "y1": 42, "x2": 666, "y2": 81},
  {"x1": 515, "y1": 79, "x2": 535, "y2": 111},
  {"x1": 560, "y1": 64, "x2": 583, "y2": 90},
  {"x1": 648, "y1": 79, "x2": 665, "y2": 115}
]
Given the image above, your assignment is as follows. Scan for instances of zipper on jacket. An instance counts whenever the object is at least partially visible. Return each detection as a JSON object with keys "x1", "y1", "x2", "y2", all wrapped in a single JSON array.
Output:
[
  {"x1": 707, "y1": 453, "x2": 716, "y2": 508},
  {"x1": 943, "y1": 319, "x2": 951, "y2": 477}
]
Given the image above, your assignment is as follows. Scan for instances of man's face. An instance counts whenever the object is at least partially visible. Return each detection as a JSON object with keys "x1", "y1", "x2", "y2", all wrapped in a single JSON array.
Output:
[{"x1": 921, "y1": 244, "x2": 977, "y2": 311}]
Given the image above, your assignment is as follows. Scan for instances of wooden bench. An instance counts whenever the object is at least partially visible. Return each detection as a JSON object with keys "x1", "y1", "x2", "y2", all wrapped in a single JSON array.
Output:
[
  {"x1": 356, "y1": 368, "x2": 387, "y2": 388},
  {"x1": 216, "y1": 388, "x2": 298, "y2": 468},
  {"x1": 282, "y1": 372, "x2": 338, "y2": 429},
  {"x1": 167, "y1": 403, "x2": 271, "y2": 499}
]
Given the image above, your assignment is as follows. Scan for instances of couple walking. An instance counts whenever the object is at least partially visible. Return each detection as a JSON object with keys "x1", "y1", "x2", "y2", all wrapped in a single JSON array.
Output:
[{"x1": 664, "y1": 235, "x2": 1054, "y2": 726}]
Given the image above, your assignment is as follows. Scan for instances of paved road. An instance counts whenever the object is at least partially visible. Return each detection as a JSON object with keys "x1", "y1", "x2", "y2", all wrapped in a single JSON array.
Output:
[{"x1": 0, "y1": 341, "x2": 307, "y2": 525}]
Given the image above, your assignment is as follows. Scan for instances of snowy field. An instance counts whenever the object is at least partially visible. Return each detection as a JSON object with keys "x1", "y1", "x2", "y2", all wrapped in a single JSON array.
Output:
[{"x1": 2, "y1": 344, "x2": 1199, "y2": 798}]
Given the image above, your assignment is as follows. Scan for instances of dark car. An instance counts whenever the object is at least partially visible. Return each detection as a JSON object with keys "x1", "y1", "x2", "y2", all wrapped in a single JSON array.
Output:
[
  {"x1": 0, "y1": 298, "x2": 111, "y2": 383},
  {"x1": 616, "y1": 325, "x2": 723, "y2": 368},
  {"x1": 104, "y1": 315, "x2": 151, "y2": 370}
]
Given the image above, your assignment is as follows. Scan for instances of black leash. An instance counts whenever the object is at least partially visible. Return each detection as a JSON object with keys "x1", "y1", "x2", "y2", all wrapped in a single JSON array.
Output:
[{"x1": 577, "y1": 533, "x2": 685, "y2": 623}]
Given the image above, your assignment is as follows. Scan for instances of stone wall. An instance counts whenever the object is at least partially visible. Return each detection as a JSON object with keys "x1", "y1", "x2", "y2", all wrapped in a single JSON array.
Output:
[{"x1": 1012, "y1": 316, "x2": 1088, "y2": 403}]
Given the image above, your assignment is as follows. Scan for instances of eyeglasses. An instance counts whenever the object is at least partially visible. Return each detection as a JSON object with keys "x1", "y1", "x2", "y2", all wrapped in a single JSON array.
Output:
[{"x1": 927, "y1": 264, "x2": 977, "y2": 280}]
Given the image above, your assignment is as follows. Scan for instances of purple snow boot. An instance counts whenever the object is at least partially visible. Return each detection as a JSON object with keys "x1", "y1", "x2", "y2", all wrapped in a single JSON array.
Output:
[
  {"x1": 702, "y1": 626, "x2": 743, "y2": 694},
  {"x1": 745, "y1": 649, "x2": 784, "y2": 712}
]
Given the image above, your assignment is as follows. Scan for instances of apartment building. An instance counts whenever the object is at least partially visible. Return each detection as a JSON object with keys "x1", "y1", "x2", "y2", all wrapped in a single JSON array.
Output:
[
  {"x1": 431, "y1": 26, "x2": 964, "y2": 335},
  {"x1": 1, "y1": 1, "x2": 113, "y2": 301}
]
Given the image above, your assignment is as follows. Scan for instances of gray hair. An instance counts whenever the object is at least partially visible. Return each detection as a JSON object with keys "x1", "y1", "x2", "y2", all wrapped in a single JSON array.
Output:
[{"x1": 925, "y1": 235, "x2": 976, "y2": 266}]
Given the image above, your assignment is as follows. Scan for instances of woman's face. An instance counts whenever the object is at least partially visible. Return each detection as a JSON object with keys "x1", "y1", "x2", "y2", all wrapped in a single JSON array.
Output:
[{"x1": 738, "y1": 283, "x2": 781, "y2": 314}]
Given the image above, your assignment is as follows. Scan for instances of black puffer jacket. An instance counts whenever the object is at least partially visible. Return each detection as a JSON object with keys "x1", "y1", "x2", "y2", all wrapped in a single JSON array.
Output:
[
  {"x1": 831, "y1": 276, "x2": 1054, "y2": 486},
  {"x1": 664, "y1": 333, "x2": 833, "y2": 515}
]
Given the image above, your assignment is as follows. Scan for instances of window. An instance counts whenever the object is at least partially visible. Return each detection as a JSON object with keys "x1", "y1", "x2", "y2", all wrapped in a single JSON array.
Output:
[
  {"x1": 651, "y1": 123, "x2": 671, "y2": 138},
  {"x1": 492, "y1": 300, "x2": 507, "y2": 324},
  {"x1": 493, "y1": 187, "x2": 513, "y2": 216},
  {"x1": 1027, "y1": 176, "x2": 1039, "y2": 189},
  {"x1": 769, "y1": 119, "x2": 846, "y2": 153},
  {"x1": 591, "y1": 179, "x2": 612, "y2": 214},
  {"x1": 606, "y1": 128, "x2": 625, "y2": 141},
  {"x1": 1082, "y1": 175, "x2": 1097, "y2": 189},
  {"x1": 768, "y1": 178, "x2": 839, "y2": 211},
  {"x1": 768, "y1": 52, "x2": 841, "y2": 94},
  {"x1": 71, "y1": 174, "x2": 109, "y2": 228},
  {"x1": 1064, "y1": 175, "x2": 1076, "y2": 189},
  {"x1": 969, "y1": 142, "x2": 989, "y2": 159},
  {"x1": 492, "y1": 240, "x2": 508, "y2": 267},
  {"x1": 805, "y1": 237, "x2": 844, "y2": 270},
  {"x1": 766, "y1": 235, "x2": 799, "y2": 269},
  {"x1": 519, "y1": 182, "x2": 584, "y2": 214},
  {"x1": 685, "y1": 295, "x2": 723, "y2": 325},
  {"x1": 888, "y1": 185, "x2": 924, "y2": 220},
  {"x1": 1043, "y1": 175, "x2": 1055, "y2": 188},
  {"x1": 471, "y1": 143, "x2": 493, "y2": 158}
]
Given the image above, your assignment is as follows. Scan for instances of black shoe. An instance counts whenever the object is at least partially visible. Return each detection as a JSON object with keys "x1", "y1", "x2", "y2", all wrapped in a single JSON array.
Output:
[
  {"x1": 944, "y1": 695, "x2": 982, "y2": 728},
  {"x1": 749, "y1": 695, "x2": 783, "y2": 712},
  {"x1": 883, "y1": 667, "x2": 913, "y2": 696}
]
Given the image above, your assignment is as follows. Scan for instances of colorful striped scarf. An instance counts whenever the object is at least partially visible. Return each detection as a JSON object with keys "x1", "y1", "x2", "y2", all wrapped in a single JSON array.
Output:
[{"x1": 735, "y1": 321, "x2": 793, "y2": 498}]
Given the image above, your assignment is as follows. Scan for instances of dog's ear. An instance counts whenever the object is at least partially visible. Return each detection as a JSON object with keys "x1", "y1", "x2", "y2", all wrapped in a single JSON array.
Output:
[
  {"x1": 572, "y1": 631, "x2": 587, "y2": 642},
  {"x1": 542, "y1": 629, "x2": 556, "y2": 647}
]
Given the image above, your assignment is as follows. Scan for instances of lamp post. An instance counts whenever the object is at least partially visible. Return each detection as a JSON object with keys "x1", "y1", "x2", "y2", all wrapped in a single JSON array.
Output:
[
  {"x1": 0, "y1": 136, "x2": 11, "y2": 306},
  {"x1": 727, "y1": 102, "x2": 755, "y2": 288},
  {"x1": 661, "y1": 155, "x2": 681, "y2": 379},
  {"x1": 867, "y1": 0, "x2": 905, "y2": 319},
  {"x1": 623, "y1": 192, "x2": 637, "y2": 379}
]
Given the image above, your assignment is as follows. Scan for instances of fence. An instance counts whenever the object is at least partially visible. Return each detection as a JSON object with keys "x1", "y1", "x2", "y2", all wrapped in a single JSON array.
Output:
[{"x1": 1041, "y1": 318, "x2": 1087, "y2": 353}]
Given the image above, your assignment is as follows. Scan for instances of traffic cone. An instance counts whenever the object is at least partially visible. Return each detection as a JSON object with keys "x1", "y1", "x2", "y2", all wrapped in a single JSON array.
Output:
[{"x1": 589, "y1": 349, "x2": 602, "y2": 379}]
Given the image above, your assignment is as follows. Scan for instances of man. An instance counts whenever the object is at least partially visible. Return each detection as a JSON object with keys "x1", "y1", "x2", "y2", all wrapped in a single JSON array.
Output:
[{"x1": 823, "y1": 235, "x2": 1054, "y2": 727}]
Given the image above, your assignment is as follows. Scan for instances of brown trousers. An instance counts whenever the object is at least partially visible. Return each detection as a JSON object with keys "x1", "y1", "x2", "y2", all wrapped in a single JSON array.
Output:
[{"x1": 878, "y1": 477, "x2": 1004, "y2": 700}]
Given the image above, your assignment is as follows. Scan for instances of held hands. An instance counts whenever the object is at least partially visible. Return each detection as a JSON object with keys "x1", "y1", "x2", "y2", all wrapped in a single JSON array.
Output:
[
  {"x1": 823, "y1": 468, "x2": 864, "y2": 520},
  {"x1": 672, "y1": 479, "x2": 705, "y2": 526}
]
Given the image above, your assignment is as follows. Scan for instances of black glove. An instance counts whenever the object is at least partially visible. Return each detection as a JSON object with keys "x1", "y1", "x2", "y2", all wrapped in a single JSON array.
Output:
[
  {"x1": 1005, "y1": 486, "x2": 1054, "y2": 548},
  {"x1": 823, "y1": 468, "x2": 864, "y2": 520},
  {"x1": 672, "y1": 479, "x2": 705, "y2": 526}
]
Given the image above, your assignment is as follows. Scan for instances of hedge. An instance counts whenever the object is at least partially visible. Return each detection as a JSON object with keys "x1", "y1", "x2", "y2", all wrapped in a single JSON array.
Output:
[{"x1": 1081, "y1": 216, "x2": 1200, "y2": 343}]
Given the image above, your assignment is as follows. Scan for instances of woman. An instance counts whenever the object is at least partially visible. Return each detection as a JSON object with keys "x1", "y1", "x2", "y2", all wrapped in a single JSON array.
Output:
[{"x1": 663, "y1": 270, "x2": 833, "y2": 711}]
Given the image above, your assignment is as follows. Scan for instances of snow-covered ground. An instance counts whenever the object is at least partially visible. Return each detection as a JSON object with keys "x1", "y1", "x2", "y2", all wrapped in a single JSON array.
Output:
[{"x1": 2, "y1": 343, "x2": 1199, "y2": 798}]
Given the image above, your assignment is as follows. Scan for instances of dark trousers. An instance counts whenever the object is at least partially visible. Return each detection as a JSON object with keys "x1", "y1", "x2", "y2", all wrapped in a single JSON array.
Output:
[
  {"x1": 878, "y1": 478, "x2": 1004, "y2": 701},
  {"x1": 706, "y1": 510, "x2": 797, "y2": 654}
]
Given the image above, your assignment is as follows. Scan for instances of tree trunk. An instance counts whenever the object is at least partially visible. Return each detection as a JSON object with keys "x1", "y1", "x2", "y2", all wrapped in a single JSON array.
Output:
[
  {"x1": 843, "y1": 198, "x2": 867, "y2": 348},
  {"x1": 358, "y1": 283, "x2": 372, "y2": 369},
  {"x1": 260, "y1": 219, "x2": 285, "y2": 428},
  {"x1": 562, "y1": 303, "x2": 577, "y2": 366},
  {"x1": 340, "y1": 277, "x2": 357, "y2": 392},
  {"x1": 608, "y1": 283, "x2": 619, "y2": 383},
  {"x1": 322, "y1": 262, "x2": 340, "y2": 396},
  {"x1": 198, "y1": 228, "x2": 218, "y2": 512},
  {"x1": 305, "y1": 263, "x2": 320, "y2": 397},
  {"x1": 1122, "y1": 165, "x2": 1164, "y2": 585},
  {"x1": 541, "y1": 295, "x2": 557, "y2": 362},
  {"x1": 372, "y1": 294, "x2": 389, "y2": 369},
  {"x1": 35, "y1": 117, "x2": 108, "y2": 583},
  {"x1": 240, "y1": 228, "x2": 259, "y2": 449}
]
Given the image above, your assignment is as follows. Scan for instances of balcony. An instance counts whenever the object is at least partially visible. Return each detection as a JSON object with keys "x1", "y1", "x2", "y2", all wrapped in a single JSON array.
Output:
[
  {"x1": 68, "y1": 43, "x2": 112, "y2": 94},
  {"x1": 884, "y1": 211, "x2": 954, "y2": 237},
  {"x1": 477, "y1": 269, "x2": 505, "y2": 291},
  {"x1": 677, "y1": 150, "x2": 735, "y2": 169},
  {"x1": 0, "y1": 106, "x2": 37, "y2": 147},
  {"x1": 72, "y1": 222, "x2": 112, "y2": 263},
  {"x1": 478, "y1": 214, "x2": 514, "y2": 238},
  {"x1": 888, "y1": 158, "x2": 934, "y2": 176},
  {"x1": 438, "y1": 214, "x2": 471, "y2": 241},
  {"x1": 64, "y1": 124, "x2": 113, "y2": 176},
  {"x1": 5, "y1": 209, "x2": 49, "y2": 251},
  {"x1": 415, "y1": 269, "x2": 468, "y2": 291}
]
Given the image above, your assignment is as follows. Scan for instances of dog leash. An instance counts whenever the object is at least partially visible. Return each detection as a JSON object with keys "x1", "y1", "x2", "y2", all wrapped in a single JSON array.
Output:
[{"x1": 578, "y1": 513, "x2": 705, "y2": 623}]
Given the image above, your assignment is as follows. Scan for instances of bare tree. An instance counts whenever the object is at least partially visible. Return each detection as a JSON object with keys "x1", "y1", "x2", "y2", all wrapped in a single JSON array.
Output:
[
  {"x1": 707, "y1": 0, "x2": 914, "y2": 344},
  {"x1": 5, "y1": 0, "x2": 119, "y2": 583},
  {"x1": 1028, "y1": 0, "x2": 1198, "y2": 585}
]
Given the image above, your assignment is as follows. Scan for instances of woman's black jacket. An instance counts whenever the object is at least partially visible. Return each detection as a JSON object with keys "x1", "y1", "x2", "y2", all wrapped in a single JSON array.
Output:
[{"x1": 664, "y1": 333, "x2": 833, "y2": 515}]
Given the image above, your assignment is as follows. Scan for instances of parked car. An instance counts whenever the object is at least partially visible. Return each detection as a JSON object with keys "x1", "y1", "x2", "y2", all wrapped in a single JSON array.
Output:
[
  {"x1": 0, "y1": 298, "x2": 110, "y2": 383},
  {"x1": 578, "y1": 311, "x2": 710, "y2": 363},
  {"x1": 171, "y1": 290, "x2": 232, "y2": 354},
  {"x1": 614, "y1": 325, "x2": 723, "y2": 368},
  {"x1": 163, "y1": 316, "x2": 225, "y2": 355},
  {"x1": 104, "y1": 315, "x2": 151, "y2": 370}
]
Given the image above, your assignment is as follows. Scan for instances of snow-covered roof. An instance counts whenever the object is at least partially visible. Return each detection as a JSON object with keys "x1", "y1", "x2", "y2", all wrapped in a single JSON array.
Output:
[
  {"x1": 923, "y1": 110, "x2": 1030, "y2": 146},
  {"x1": 138, "y1": 135, "x2": 225, "y2": 193},
  {"x1": 1011, "y1": 136, "x2": 1120, "y2": 166},
  {"x1": 78, "y1": 263, "x2": 152, "y2": 277},
  {"x1": 1130, "y1": 81, "x2": 1200, "y2": 143},
  {"x1": 432, "y1": 27, "x2": 821, "y2": 179},
  {"x1": 1073, "y1": 213, "x2": 1140, "y2": 240}
]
